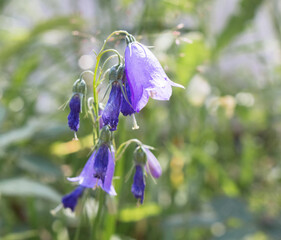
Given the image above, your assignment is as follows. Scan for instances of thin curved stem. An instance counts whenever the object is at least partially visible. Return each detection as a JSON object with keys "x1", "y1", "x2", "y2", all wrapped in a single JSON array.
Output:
[
  {"x1": 97, "y1": 54, "x2": 118, "y2": 85},
  {"x1": 100, "y1": 30, "x2": 129, "y2": 53},
  {"x1": 100, "y1": 49, "x2": 122, "y2": 64},
  {"x1": 79, "y1": 70, "x2": 94, "y2": 80}
]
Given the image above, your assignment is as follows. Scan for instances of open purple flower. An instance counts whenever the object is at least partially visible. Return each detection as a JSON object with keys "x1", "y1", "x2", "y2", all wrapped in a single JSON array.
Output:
[
  {"x1": 67, "y1": 146, "x2": 116, "y2": 196},
  {"x1": 125, "y1": 40, "x2": 184, "y2": 112},
  {"x1": 131, "y1": 165, "x2": 145, "y2": 204},
  {"x1": 68, "y1": 94, "x2": 81, "y2": 132},
  {"x1": 62, "y1": 186, "x2": 85, "y2": 211}
]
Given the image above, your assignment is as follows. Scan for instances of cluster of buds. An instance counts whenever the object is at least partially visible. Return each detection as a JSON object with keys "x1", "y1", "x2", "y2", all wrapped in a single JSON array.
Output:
[{"x1": 60, "y1": 31, "x2": 183, "y2": 212}]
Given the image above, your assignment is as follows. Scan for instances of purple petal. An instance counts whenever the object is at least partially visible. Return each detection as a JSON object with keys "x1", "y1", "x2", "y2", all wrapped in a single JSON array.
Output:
[
  {"x1": 67, "y1": 151, "x2": 98, "y2": 188},
  {"x1": 131, "y1": 165, "x2": 145, "y2": 204},
  {"x1": 125, "y1": 42, "x2": 184, "y2": 112},
  {"x1": 68, "y1": 94, "x2": 81, "y2": 132},
  {"x1": 144, "y1": 148, "x2": 162, "y2": 178},
  {"x1": 62, "y1": 186, "x2": 85, "y2": 211},
  {"x1": 121, "y1": 77, "x2": 135, "y2": 116},
  {"x1": 102, "y1": 146, "x2": 117, "y2": 195},
  {"x1": 102, "y1": 82, "x2": 122, "y2": 131},
  {"x1": 67, "y1": 147, "x2": 117, "y2": 196}
]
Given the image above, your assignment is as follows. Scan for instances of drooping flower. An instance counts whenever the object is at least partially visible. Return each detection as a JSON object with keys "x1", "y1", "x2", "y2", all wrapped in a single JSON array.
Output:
[
  {"x1": 121, "y1": 74, "x2": 135, "y2": 116},
  {"x1": 102, "y1": 65, "x2": 126, "y2": 131},
  {"x1": 67, "y1": 126, "x2": 116, "y2": 196},
  {"x1": 130, "y1": 146, "x2": 162, "y2": 204},
  {"x1": 67, "y1": 78, "x2": 87, "y2": 133},
  {"x1": 131, "y1": 165, "x2": 145, "y2": 204},
  {"x1": 62, "y1": 186, "x2": 85, "y2": 211},
  {"x1": 125, "y1": 38, "x2": 184, "y2": 112},
  {"x1": 68, "y1": 94, "x2": 81, "y2": 132},
  {"x1": 102, "y1": 82, "x2": 122, "y2": 131}
]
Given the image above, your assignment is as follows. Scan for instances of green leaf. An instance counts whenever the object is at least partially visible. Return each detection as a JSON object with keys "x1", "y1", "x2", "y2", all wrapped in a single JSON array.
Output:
[
  {"x1": 0, "y1": 178, "x2": 61, "y2": 202},
  {"x1": 2, "y1": 230, "x2": 38, "y2": 240},
  {"x1": 18, "y1": 155, "x2": 62, "y2": 177},
  {"x1": 214, "y1": 0, "x2": 264, "y2": 55},
  {"x1": 0, "y1": 16, "x2": 83, "y2": 62}
]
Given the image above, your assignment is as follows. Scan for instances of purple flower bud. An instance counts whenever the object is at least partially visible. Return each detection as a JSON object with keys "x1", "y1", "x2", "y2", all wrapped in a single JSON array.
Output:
[
  {"x1": 62, "y1": 186, "x2": 85, "y2": 211},
  {"x1": 67, "y1": 146, "x2": 116, "y2": 196},
  {"x1": 121, "y1": 75, "x2": 135, "y2": 116},
  {"x1": 125, "y1": 41, "x2": 184, "y2": 112},
  {"x1": 68, "y1": 94, "x2": 81, "y2": 132},
  {"x1": 131, "y1": 165, "x2": 146, "y2": 204},
  {"x1": 102, "y1": 82, "x2": 122, "y2": 131},
  {"x1": 144, "y1": 148, "x2": 162, "y2": 178}
]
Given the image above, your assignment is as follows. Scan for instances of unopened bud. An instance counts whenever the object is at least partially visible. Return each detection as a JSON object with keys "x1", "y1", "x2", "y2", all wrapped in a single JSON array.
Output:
[
  {"x1": 109, "y1": 65, "x2": 118, "y2": 82},
  {"x1": 134, "y1": 147, "x2": 147, "y2": 166},
  {"x1": 117, "y1": 65, "x2": 125, "y2": 80},
  {"x1": 99, "y1": 125, "x2": 111, "y2": 144},
  {"x1": 72, "y1": 78, "x2": 87, "y2": 96}
]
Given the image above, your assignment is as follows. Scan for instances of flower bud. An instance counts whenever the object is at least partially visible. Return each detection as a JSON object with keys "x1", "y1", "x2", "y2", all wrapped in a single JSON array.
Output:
[
  {"x1": 109, "y1": 65, "x2": 118, "y2": 82},
  {"x1": 99, "y1": 125, "x2": 111, "y2": 144},
  {"x1": 134, "y1": 147, "x2": 147, "y2": 166},
  {"x1": 125, "y1": 34, "x2": 136, "y2": 45},
  {"x1": 116, "y1": 65, "x2": 125, "y2": 80},
  {"x1": 72, "y1": 78, "x2": 87, "y2": 96}
]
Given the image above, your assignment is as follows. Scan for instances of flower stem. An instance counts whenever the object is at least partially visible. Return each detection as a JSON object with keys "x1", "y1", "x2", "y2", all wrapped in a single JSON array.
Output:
[
  {"x1": 73, "y1": 191, "x2": 88, "y2": 240},
  {"x1": 93, "y1": 189, "x2": 105, "y2": 239}
]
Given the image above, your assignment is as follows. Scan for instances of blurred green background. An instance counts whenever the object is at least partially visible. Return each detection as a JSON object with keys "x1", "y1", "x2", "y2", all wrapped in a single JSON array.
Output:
[{"x1": 1, "y1": 0, "x2": 281, "y2": 239}]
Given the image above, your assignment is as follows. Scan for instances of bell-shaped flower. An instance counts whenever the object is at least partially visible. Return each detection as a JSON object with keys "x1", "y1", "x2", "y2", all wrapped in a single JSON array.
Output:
[
  {"x1": 130, "y1": 146, "x2": 162, "y2": 204},
  {"x1": 67, "y1": 78, "x2": 87, "y2": 133},
  {"x1": 67, "y1": 146, "x2": 116, "y2": 196},
  {"x1": 125, "y1": 39, "x2": 184, "y2": 112},
  {"x1": 61, "y1": 186, "x2": 85, "y2": 211},
  {"x1": 131, "y1": 165, "x2": 145, "y2": 204}
]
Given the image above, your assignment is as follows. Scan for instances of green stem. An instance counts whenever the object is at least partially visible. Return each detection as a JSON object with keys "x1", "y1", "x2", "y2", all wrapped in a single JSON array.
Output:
[
  {"x1": 90, "y1": 30, "x2": 130, "y2": 239},
  {"x1": 74, "y1": 191, "x2": 88, "y2": 240},
  {"x1": 100, "y1": 30, "x2": 129, "y2": 53},
  {"x1": 93, "y1": 190, "x2": 105, "y2": 239}
]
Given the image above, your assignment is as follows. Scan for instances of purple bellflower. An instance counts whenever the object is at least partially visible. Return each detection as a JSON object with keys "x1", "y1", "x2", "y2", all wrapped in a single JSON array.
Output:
[
  {"x1": 131, "y1": 165, "x2": 145, "y2": 204},
  {"x1": 67, "y1": 78, "x2": 86, "y2": 133},
  {"x1": 125, "y1": 39, "x2": 184, "y2": 112},
  {"x1": 68, "y1": 94, "x2": 81, "y2": 132},
  {"x1": 131, "y1": 146, "x2": 162, "y2": 204},
  {"x1": 67, "y1": 126, "x2": 116, "y2": 196},
  {"x1": 67, "y1": 146, "x2": 116, "y2": 196},
  {"x1": 62, "y1": 186, "x2": 85, "y2": 211}
]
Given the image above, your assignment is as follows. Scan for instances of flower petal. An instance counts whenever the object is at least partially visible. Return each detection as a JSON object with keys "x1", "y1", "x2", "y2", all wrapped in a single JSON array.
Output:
[
  {"x1": 144, "y1": 148, "x2": 162, "y2": 179},
  {"x1": 125, "y1": 42, "x2": 183, "y2": 112},
  {"x1": 102, "y1": 147, "x2": 117, "y2": 195},
  {"x1": 67, "y1": 151, "x2": 98, "y2": 188},
  {"x1": 68, "y1": 94, "x2": 81, "y2": 132},
  {"x1": 102, "y1": 82, "x2": 122, "y2": 131}
]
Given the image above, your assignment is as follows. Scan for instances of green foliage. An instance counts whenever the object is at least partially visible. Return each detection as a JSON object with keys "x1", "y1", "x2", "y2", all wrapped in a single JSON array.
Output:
[
  {"x1": 1, "y1": 0, "x2": 281, "y2": 239},
  {"x1": 0, "y1": 178, "x2": 61, "y2": 202},
  {"x1": 213, "y1": 0, "x2": 264, "y2": 55}
]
